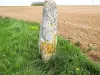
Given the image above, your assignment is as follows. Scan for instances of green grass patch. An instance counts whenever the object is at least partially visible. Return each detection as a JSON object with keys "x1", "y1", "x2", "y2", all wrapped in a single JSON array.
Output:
[{"x1": 0, "y1": 17, "x2": 100, "y2": 75}]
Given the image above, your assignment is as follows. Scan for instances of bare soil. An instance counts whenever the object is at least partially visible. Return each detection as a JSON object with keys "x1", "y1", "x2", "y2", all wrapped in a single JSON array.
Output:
[{"x1": 0, "y1": 6, "x2": 100, "y2": 62}]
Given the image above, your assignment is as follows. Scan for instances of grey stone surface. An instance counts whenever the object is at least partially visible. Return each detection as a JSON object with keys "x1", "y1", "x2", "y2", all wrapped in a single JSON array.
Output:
[{"x1": 39, "y1": 0, "x2": 57, "y2": 60}]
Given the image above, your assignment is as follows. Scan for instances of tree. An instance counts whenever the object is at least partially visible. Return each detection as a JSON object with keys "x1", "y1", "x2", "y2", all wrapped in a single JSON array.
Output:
[
  {"x1": 31, "y1": 2, "x2": 44, "y2": 6},
  {"x1": 39, "y1": 0, "x2": 57, "y2": 61}
]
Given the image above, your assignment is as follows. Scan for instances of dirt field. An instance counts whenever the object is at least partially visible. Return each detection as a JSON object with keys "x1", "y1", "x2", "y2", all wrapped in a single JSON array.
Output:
[{"x1": 0, "y1": 6, "x2": 100, "y2": 62}]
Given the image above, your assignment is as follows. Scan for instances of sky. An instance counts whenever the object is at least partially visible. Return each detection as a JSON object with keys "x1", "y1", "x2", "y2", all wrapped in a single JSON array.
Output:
[{"x1": 0, "y1": 0, "x2": 100, "y2": 6}]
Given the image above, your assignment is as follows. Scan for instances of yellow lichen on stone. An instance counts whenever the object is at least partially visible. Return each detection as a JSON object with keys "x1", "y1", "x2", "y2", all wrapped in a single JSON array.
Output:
[
  {"x1": 50, "y1": 24, "x2": 54, "y2": 26},
  {"x1": 52, "y1": 34, "x2": 57, "y2": 44},
  {"x1": 40, "y1": 42, "x2": 56, "y2": 54},
  {"x1": 46, "y1": 44, "x2": 56, "y2": 54},
  {"x1": 40, "y1": 42, "x2": 47, "y2": 51}
]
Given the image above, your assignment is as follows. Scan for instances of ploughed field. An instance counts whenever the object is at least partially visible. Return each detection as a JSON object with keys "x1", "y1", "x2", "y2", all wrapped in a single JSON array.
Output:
[{"x1": 0, "y1": 6, "x2": 100, "y2": 61}]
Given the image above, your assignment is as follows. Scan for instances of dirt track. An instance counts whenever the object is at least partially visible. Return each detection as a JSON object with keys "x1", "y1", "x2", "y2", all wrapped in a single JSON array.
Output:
[{"x1": 0, "y1": 6, "x2": 100, "y2": 61}]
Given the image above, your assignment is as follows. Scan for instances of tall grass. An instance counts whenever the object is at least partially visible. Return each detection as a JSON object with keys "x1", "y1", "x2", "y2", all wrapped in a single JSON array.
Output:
[{"x1": 0, "y1": 17, "x2": 100, "y2": 75}]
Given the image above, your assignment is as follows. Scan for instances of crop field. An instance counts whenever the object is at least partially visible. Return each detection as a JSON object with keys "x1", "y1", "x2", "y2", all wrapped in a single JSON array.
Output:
[{"x1": 0, "y1": 6, "x2": 100, "y2": 61}]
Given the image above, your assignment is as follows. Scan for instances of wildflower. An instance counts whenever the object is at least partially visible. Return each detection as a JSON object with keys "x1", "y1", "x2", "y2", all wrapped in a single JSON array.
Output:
[
  {"x1": 30, "y1": 26, "x2": 38, "y2": 29},
  {"x1": 75, "y1": 68, "x2": 80, "y2": 71}
]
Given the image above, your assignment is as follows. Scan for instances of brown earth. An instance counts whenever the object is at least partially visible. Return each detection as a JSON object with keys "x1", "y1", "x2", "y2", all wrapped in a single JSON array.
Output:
[{"x1": 0, "y1": 6, "x2": 100, "y2": 62}]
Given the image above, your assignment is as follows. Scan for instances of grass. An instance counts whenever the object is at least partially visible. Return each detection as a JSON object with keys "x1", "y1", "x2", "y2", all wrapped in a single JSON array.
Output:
[{"x1": 0, "y1": 17, "x2": 100, "y2": 75}]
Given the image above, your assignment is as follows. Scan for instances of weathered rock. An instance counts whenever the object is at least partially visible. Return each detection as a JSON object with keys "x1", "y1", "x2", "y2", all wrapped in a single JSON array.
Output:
[{"x1": 39, "y1": 0, "x2": 57, "y2": 60}]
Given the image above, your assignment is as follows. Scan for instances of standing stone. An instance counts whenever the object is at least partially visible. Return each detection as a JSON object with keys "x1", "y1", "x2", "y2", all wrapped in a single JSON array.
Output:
[{"x1": 39, "y1": 0, "x2": 57, "y2": 61}]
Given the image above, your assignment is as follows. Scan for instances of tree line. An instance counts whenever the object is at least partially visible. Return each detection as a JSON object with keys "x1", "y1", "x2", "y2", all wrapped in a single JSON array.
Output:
[{"x1": 31, "y1": 2, "x2": 44, "y2": 6}]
